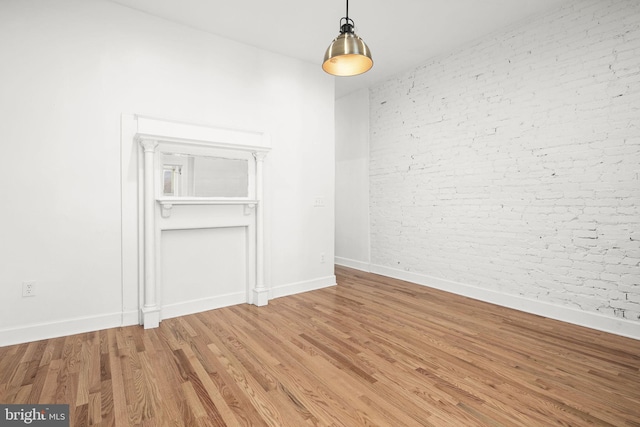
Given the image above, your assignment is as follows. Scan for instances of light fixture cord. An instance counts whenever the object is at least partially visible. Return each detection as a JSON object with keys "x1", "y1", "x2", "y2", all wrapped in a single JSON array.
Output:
[{"x1": 340, "y1": 0, "x2": 354, "y2": 33}]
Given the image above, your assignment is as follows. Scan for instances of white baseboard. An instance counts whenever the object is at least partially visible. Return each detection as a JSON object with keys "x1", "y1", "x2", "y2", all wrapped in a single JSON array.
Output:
[
  {"x1": 0, "y1": 276, "x2": 337, "y2": 347},
  {"x1": 0, "y1": 312, "x2": 132, "y2": 347},
  {"x1": 122, "y1": 310, "x2": 140, "y2": 326},
  {"x1": 335, "y1": 256, "x2": 371, "y2": 272},
  {"x1": 370, "y1": 264, "x2": 640, "y2": 340},
  {"x1": 161, "y1": 292, "x2": 247, "y2": 321},
  {"x1": 159, "y1": 275, "x2": 338, "y2": 320},
  {"x1": 270, "y1": 275, "x2": 336, "y2": 299},
  {"x1": 7, "y1": 268, "x2": 632, "y2": 346}
]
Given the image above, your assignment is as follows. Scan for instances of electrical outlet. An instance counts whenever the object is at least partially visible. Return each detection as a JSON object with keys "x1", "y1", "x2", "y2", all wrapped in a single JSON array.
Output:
[
  {"x1": 22, "y1": 281, "x2": 36, "y2": 297},
  {"x1": 314, "y1": 197, "x2": 325, "y2": 207},
  {"x1": 320, "y1": 252, "x2": 326, "y2": 263}
]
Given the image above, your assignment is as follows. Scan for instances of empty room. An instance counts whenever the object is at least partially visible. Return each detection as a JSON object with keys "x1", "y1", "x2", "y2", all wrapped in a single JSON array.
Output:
[{"x1": 1, "y1": 0, "x2": 639, "y2": 426}]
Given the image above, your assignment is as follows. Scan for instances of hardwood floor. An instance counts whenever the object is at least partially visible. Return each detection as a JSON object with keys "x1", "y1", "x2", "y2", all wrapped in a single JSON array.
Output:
[{"x1": 1, "y1": 266, "x2": 639, "y2": 426}]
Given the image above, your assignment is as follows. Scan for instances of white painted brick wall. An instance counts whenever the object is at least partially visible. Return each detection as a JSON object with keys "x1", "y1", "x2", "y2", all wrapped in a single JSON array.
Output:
[{"x1": 369, "y1": 0, "x2": 640, "y2": 321}]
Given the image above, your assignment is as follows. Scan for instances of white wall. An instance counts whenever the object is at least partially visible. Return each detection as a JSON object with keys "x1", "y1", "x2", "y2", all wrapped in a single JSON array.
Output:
[
  {"x1": 367, "y1": 0, "x2": 640, "y2": 338},
  {"x1": 0, "y1": 0, "x2": 335, "y2": 345},
  {"x1": 335, "y1": 89, "x2": 371, "y2": 270}
]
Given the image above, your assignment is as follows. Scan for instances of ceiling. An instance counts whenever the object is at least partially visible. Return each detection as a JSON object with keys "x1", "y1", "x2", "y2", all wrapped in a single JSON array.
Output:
[{"x1": 107, "y1": 0, "x2": 571, "y2": 98}]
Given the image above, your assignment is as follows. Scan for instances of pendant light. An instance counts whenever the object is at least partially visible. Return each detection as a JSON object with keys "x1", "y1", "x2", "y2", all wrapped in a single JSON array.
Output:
[{"x1": 322, "y1": 0, "x2": 373, "y2": 76}]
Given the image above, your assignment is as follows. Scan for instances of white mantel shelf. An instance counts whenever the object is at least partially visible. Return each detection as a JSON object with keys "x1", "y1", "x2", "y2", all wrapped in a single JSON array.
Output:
[
  {"x1": 157, "y1": 197, "x2": 258, "y2": 218},
  {"x1": 157, "y1": 197, "x2": 258, "y2": 206}
]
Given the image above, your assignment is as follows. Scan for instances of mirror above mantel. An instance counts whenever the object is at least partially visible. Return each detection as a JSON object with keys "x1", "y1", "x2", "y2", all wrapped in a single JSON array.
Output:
[
  {"x1": 161, "y1": 152, "x2": 251, "y2": 198},
  {"x1": 158, "y1": 150, "x2": 258, "y2": 218}
]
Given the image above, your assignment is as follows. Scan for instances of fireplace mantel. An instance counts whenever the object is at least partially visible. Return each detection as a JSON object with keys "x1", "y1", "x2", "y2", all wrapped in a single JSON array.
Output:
[{"x1": 132, "y1": 116, "x2": 270, "y2": 328}]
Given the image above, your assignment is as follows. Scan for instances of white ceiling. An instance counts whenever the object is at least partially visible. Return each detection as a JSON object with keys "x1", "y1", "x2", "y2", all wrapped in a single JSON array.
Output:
[{"x1": 107, "y1": 0, "x2": 571, "y2": 97}]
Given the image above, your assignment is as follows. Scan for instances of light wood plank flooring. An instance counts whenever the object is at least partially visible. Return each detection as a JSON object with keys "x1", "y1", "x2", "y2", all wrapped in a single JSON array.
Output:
[{"x1": 1, "y1": 266, "x2": 639, "y2": 426}]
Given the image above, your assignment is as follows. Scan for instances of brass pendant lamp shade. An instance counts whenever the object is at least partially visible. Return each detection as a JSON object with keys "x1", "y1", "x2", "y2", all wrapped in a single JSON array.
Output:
[{"x1": 322, "y1": 0, "x2": 373, "y2": 76}]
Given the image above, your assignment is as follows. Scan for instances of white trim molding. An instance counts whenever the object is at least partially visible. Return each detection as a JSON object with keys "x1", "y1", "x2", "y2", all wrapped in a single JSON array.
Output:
[
  {"x1": 368, "y1": 264, "x2": 640, "y2": 340},
  {"x1": 0, "y1": 313, "x2": 124, "y2": 347},
  {"x1": 161, "y1": 292, "x2": 248, "y2": 321},
  {"x1": 335, "y1": 256, "x2": 372, "y2": 272},
  {"x1": 270, "y1": 275, "x2": 337, "y2": 300}
]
